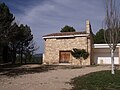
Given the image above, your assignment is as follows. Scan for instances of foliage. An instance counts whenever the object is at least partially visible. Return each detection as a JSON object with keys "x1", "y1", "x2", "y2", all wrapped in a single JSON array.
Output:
[
  {"x1": 18, "y1": 24, "x2": 33, "y2": 63},
  {"x1": 60, "y1": 25, "x2": 76, "y2": 32},
  {"x1": 70, "y1": 70, "x2": 120, "y2": 90},
  {"x1": 94, "y1": 29, "x2": 106, "y2": 44},
  {"x1": 0, "y1": 3, "x2": 15, "y2": 42},
  {"x1": 15, "y1": 54, "x2": 42, "y2": 64},
  {"x1": 71, "y1": 48, "x2": 89, "y2": 60},
  {"x1": 8, "y1": 23, "x2": 34, "y2": 64},
  {"x1": 0, "y1": 2, "x2": 15, "y2": 63},
  {"x1": 0, "y1": 3, "x2": 37, "y2": 64},
  {"x1": 94, "y1": 28, "x2": 120, "y2": 44}
]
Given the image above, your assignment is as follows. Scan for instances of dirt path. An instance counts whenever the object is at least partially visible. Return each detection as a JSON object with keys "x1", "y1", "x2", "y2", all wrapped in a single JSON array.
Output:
[{"x1": 0, "y1": 65, "x2": 111, "y2": 90}]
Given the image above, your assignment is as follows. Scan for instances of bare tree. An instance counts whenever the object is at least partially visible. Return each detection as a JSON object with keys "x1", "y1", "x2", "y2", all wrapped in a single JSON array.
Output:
[{"x1": 104, "y1": 0, "x2": 120, "y2": 74}]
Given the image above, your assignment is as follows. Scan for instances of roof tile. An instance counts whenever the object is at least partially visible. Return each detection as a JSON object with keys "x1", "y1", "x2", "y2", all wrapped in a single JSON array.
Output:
[{"x1": 43, "y1": 32, "x2": 86, "y2": 37}]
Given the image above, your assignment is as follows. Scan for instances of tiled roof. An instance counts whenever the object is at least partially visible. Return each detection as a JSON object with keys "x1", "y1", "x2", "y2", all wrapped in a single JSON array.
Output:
[{"x1": 43, "y1": 32, "x2": 86, "y2": 37}]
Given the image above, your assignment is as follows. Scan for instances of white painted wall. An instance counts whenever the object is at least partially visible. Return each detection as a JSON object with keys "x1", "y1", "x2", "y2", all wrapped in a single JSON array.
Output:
[
  {"x1": 97, "y1": 57, "x2": 119, "y2": 64},
  {"x1": 94, "y1": 48, "x2": 119, "y2": 64}
]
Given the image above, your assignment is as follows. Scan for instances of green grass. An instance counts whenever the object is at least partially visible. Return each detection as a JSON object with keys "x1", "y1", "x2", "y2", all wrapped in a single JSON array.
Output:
[{"x1": 70, "y1": 70, "x2": 120, "y2": 90}]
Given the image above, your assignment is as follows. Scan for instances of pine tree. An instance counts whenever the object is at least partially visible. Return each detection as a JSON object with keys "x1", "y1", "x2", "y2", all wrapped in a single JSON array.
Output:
[
  {"x1": 60, "y1": 25, "x2": 76, "y2": 32},
  {"x1": 0, "y1": 3, "x2": 15, "y2": 63}
]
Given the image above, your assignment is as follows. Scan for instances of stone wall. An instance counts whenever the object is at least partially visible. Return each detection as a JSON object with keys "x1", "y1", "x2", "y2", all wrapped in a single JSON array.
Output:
[{"x1": 43, "y1": 35, "x2": 92, "y2": 65}]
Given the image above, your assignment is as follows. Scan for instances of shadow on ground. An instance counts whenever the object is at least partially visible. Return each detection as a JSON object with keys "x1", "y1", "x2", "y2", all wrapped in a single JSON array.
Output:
[
  {"x1": 0, "y1": 64, "x2": 85, "y2": 78},
  {"x1": 0, "y1": 64, "x2": 57, "y2": 77}
]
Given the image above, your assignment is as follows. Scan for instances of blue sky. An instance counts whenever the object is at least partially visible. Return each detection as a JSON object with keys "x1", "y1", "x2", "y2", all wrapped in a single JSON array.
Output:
[{"x1": 0, "y1": 0, "x2": 119, "y2": 53}]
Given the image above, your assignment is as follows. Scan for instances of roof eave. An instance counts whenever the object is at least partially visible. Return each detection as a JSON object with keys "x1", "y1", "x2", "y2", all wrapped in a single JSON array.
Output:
[
  {"x1": 42, "y1": 34, "x2": 89, "y2": 39},
  {"x1": 94, "y1": 44, "x2": 120, "y2": 48}
]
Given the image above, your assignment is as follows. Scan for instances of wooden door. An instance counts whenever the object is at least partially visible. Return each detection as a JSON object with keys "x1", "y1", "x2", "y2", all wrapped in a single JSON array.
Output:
[{"x1": 59, "y1": 51, "x2": 70, "y2": 63}]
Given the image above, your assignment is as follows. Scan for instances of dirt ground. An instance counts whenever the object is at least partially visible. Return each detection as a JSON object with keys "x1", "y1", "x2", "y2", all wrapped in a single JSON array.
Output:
[{"x1": 0, "y1": 65, "x2": 112, "y2": 90}]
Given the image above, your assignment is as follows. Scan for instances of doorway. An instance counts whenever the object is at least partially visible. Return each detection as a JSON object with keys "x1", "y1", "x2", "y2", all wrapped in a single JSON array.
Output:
[{"x1": 59, "y1": 51, "x2": 71, "y2": 63}]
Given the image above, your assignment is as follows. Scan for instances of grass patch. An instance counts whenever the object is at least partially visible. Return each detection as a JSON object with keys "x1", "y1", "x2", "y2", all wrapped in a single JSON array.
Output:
[{"x1": 70, "y1": 70, "x2": 120, "y2": 90}]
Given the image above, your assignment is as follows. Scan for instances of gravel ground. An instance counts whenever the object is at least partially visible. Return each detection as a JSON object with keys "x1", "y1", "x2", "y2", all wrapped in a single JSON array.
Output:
[{"x1": 0, "y1": 65, "x2": 112, "y2": 90}]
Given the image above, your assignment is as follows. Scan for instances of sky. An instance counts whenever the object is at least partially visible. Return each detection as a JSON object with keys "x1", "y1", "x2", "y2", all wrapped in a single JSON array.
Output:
[{"x1": 0, "y1": 0, "x2": 120, "y2": 53}]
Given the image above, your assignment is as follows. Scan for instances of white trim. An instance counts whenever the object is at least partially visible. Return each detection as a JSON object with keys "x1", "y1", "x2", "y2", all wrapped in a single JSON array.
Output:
[
  {"x1": 43, "y1": 35, "x2": 74, "y2": 39},
  {"x1": 74, "y1": 34, "x2": 89, "y2": 37},
  {"x1": 94, "y1": 44, "x2": 120, "y2": 48},
  {"x1": 43, "y1": 34, "x2": 89, "y2": 39}
]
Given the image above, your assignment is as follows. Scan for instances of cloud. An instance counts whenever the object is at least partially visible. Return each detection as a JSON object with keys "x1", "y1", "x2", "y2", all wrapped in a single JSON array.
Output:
[{"x1": 1, "y1": 0, "x2": 109, "y2": 53}]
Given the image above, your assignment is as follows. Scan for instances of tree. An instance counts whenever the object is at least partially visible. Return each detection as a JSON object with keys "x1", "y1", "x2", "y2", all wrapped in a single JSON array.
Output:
[
  {"x1": 8, "y1": 23, "x2": 20, "y2": 64},
  {"x1": 71, "y1": 48, "x2": 89, "y2": 65},
  {"x1": 0, "y1": 3, "x2": 36, "y2": 64},
  {"x1": 0, "y1": 3, "x2": 15, "y2": 63},
  {"x1": 60, "y1": 25, "x2": 76, "y2": 32},
  {"x1": 104, "y1": 0, "x2": 120, "y2": 74},
  {"x1": 8, "y1": 23, "x2": 34, "y2": 64},
  {"x1": 24, "y1": 40, "x2": 40, "y2": 63},
  {"x1": 8, "y1": 23, "x2": 35, "y2": 64},
  {"x1": 94, "y1": 29, "x2": 106, "y2": 44},
  {"x1": 17, "y1": 24, "x2": 33, "y2": 64},
  {"x1": 94, "y1": 28, "x2": 120, "y2": 44}
]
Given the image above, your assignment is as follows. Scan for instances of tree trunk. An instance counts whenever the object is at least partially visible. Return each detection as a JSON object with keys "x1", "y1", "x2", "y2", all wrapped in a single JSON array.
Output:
[
  {"x1": 20, "y1": 43, "x2": 23, "y2": 64},
  {"x1": 111, "y1": 48, "x2": 115, "y2": 74},
  {"x1": 80, "y1": 57, "x2": 82, "y2": 66},
  {"x1": 2, "y1": 45, "x2": 8, "y2": 63},
  {"x1": 24, "y1": 56, "x2": 27, "y2": 64},
  {"x1": 20, "y1": 52, "x2": 23, "y2": 64},
  {"x1": 12, "y1": 47, "x2": 16, "y2": 64}
]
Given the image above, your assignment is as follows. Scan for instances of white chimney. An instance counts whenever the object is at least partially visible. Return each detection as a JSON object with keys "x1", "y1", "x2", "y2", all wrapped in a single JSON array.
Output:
[{"x1": 86, "y1": 20, "x2": 91, "y2": 33}]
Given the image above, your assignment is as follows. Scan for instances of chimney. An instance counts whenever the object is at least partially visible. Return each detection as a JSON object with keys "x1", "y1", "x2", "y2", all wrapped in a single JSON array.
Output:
[{"x1": 86, "y1": 20, "x2": 91, "y2": 34}]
